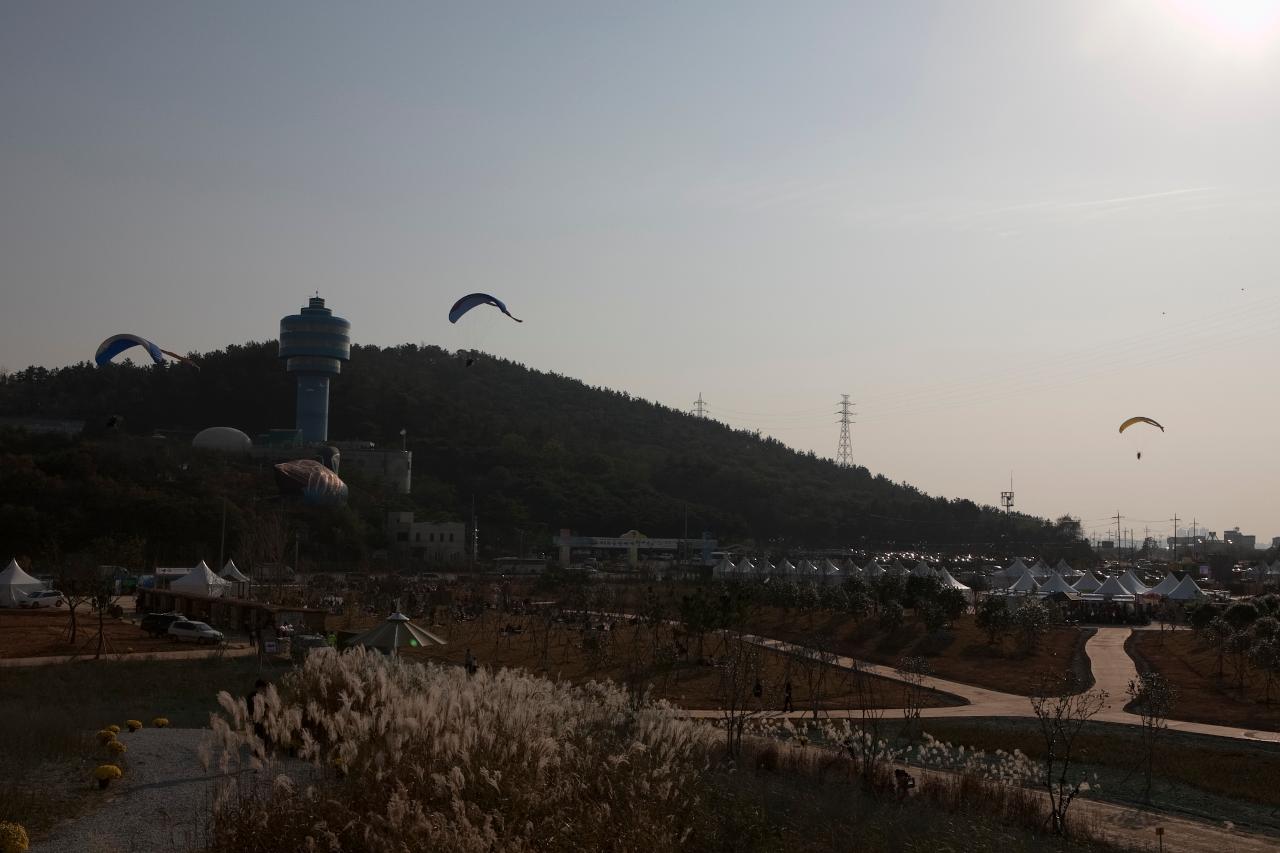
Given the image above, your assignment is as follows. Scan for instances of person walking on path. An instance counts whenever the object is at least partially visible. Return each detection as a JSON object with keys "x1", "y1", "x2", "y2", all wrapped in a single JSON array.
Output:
[
  {"x1": 783, "y1": 679, "x2": 793, "y2": 713},
  {"x1": 465, "y1": 648, "x2": 478, "y2": 676}
]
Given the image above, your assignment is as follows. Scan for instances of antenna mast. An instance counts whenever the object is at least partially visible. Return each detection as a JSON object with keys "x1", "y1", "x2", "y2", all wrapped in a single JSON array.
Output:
[
  {"x1": 835, "y1": 395, "x2": 854, "y2": 468},
  {"x1": 1000, "y1": 472, "x2": 1014, "y2": 515}
]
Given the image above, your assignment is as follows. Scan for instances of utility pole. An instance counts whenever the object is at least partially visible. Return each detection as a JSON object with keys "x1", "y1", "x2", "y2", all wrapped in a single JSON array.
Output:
[
  {"x1": 1113, "y1": 511, "x2": 1123, "y2": 560},
  {"x1": 692, "y1": 393, "x2": 708, "y2": 419},
  {"x1": 1170, "y1": 513, "x2": 1179, "y2": 562},
  {"x1": 835, "y1": 395, "x2": 855, "y2": 467}
]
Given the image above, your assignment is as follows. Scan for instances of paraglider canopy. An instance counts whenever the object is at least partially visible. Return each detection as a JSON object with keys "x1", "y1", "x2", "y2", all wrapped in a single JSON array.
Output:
[
  {"x1": 1118, "y1": 416, "x2": 1164, "y2": 434},
  {"x1": 448, "y1": 293, "x2": 522, "y2": 324},
  {"x1": 95, "y1": 334, "x2": 197, "y2": 368}
]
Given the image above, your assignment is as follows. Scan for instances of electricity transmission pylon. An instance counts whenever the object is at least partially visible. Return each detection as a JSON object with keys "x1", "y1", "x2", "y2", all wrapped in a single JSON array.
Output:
[
  {"x1": 692, "y1": 393, "x2": 707, "y2": 418},
  {"x1": 836, "y1": 395, "x2": 854, "y2": 467}
]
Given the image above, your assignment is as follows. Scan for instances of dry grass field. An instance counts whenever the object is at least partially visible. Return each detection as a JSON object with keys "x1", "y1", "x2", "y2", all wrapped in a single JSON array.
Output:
[
  {"x1": 1129, "y1": 630, "x2": 1280, "y2": 732},
  {"x1": 388, "y1": 610, "x2": 962, "y2": 712},
  {"x1": 0, "y1": 608, "x2": 176, "y2": 659}
]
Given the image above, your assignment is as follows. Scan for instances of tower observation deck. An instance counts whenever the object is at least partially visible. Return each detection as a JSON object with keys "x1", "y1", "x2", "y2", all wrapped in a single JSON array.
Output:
[{"x1": 279, "y1": 296, "x2": 350, "y2": 442}]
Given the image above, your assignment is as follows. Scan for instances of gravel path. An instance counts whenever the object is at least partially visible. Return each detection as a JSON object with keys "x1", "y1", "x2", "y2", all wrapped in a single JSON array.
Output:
[{"x1": 31, "y1": 728, "x2": 224, "y2": 853}]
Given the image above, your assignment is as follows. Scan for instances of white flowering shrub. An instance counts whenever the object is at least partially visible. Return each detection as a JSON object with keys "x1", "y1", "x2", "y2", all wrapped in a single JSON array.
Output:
[{"x1": 206, "y1": 649, "x2": 718, "y2": 853}]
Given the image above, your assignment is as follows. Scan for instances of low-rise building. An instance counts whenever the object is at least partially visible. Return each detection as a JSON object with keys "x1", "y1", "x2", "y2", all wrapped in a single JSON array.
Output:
[{"x1": 386, "y1": 512, "x2": 465, "y2": 563}]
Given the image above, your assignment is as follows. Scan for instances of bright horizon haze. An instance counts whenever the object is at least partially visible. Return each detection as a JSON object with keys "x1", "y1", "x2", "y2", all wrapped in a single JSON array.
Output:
[{"x1": 2, "y1": 1, "x2": 1278, "y2": 544}]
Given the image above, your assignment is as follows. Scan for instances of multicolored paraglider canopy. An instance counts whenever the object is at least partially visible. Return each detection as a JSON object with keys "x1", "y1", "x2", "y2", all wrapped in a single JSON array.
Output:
[
  {"x1": 95, "y1": 334, "x2": 198, "y2": 368},
  {"x1": 448, "y1": 293, "x2": 522, "y2": 324}
]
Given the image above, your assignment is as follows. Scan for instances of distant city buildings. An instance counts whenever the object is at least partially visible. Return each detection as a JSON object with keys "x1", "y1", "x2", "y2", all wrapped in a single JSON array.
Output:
[{"x1": 1223, "y1": 527, "x2": 1257, "y2": 551}]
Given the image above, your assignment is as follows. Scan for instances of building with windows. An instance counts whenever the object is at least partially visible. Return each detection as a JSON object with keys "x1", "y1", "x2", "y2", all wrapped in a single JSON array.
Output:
[
  {"x1": 1224, "y1": 528, "x2": 1257, "y2": 551},
  {"x1": 386, "y1": 512, "x2": 465, "y2": 563}
]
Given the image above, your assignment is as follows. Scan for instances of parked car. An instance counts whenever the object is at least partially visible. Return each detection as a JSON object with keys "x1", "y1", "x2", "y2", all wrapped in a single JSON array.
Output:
[
  {"x1": 140, "y1": 612, "x2": 185, "y2": 637},
  {"x1": 168, "y1": 620, "x2": 225, "y2": 645},
  {"x1": 290, "y1": 634, "x2": 331, "y2": 663},
  {"x1": 19, "y1": 590, "x2": 65, "y2": 609}
]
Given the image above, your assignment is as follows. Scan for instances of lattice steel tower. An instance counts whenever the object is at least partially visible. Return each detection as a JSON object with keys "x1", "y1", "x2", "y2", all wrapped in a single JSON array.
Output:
[
  {"x1": 279, "y1": 295, "x2": 351, "y2": 442},
  {"x1": 692, "y1": 393, "x2": 708, "y2": 419},
  {"x1": 836, "y1": 395, "x2": 854, "y2": 468}
]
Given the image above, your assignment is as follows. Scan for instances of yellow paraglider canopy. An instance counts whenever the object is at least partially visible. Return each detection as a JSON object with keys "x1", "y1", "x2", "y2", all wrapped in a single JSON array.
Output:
[{"x1": 1118, "y1": 416, "x2": 1164, "y2": 434}]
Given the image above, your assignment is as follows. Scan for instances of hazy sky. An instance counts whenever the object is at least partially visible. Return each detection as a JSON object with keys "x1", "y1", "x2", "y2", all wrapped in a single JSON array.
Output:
[{"x1": 3, "y1": 1, "x2": 1279, "y2": 543}]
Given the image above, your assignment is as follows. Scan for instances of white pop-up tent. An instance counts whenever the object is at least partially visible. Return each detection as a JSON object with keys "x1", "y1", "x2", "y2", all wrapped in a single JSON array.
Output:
[
  {"x1": 754, "y1": 558, "x2": 774, "y2": 576},
  {"x1": 219, "y1": 559, "x2": 251, "y2": 597},
  {"x1": 889, "y1": 559, "x2": 908, "y2": 578},
  {"x1": 1149, "y1": 573, "x2": 1180, "y2": 597},
  {"x1": 733, "y1": 558, "x2": 755, "y2": 577},
  {"x1": 776, "y1": 559, "x2": 796, "y2": 576},
  {"x1": 1072, "y1": 571, "x2": 1103, "y2": 593},
  {"x1": 0, "y1": 558, "x2": 43, "y2": 608},
  {"x1": 1054, "y1": 559, "x2": 1074, "y2": 575},
  {"x1": 712, "y1": 556, "x2": 736, "y2": 578},
  {"x1": 910, "y1": 560, "x2": 936, "y2": 579},
  {"x1": 937, "y1": 568, "x2": 974, "y2": 602},
  {"x1": 863, "y1": 560, "x2": 886, "y2": 580},
  {"x1": 1037, "y1": 572, "x2": 1078, "y2": 597},
  {"x1": 1167, "y1": 576, "x2": 1206, "y2": 602},
  {"x1": 349, "y1": 611, "x2": 445, "y2": 657},
  {"x1": 992, "y1": 559, "x2": 1029, "y2": 588},
  {"x1": 1029, "y1": 559, "x2": 1053, "y2": 581},
  {"x1": 840, "y1": 558, "x2": 863, "y2": 579},
  {"x1": 820, "y1": 559, "x2": 842, "y2": 583},
  {"x1": 1093, "y1": 575, "x2": 1135, "y2": 601},
  {"x1": 170, "y1": 560, "x2": 229, "y2": 598},
  {"x1": 1117, "y1": 570, "x2": 1150, "y2": 596},
  {"x1": 1009, "y1": 572, "x2": 1040, "y2": 594}
]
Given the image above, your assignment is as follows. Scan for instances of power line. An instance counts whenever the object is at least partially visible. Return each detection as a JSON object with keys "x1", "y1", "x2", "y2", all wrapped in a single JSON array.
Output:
[{"x1": 836, "y1": 395, "x2": 854, "y2": 468}]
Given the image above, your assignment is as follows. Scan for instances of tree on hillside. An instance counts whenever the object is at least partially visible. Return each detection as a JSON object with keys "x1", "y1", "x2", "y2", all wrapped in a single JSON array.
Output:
[
  {"x1": 975, "y1": 596, "x2": 1011, "y2": 647},
  {"x1": 1012, "y1": 600, "x2": 1050, "y2": 654},
  {"x1": 1126, "y1": 672, "x2": 1177, "y2": 804},
  {"x1": 716, "y1": 633, "x2": 764, "y2": 759},
  {"x1": 1029, "y1": 674, "x2": 1108, "y2": 837},
  {"x1": 896, "y1": 655, "x2": 932, "y2": 740}
]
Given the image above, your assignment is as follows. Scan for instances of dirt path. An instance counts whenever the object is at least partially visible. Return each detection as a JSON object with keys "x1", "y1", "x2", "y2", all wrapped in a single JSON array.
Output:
[{"x1": 0, "y1": 644, "x2": 256, "y2": 668}]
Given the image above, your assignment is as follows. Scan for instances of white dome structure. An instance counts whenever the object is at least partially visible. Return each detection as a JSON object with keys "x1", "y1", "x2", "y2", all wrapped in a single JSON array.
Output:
[{"x1": 193, "y1": 427, "x2": 252, "y2": 455}]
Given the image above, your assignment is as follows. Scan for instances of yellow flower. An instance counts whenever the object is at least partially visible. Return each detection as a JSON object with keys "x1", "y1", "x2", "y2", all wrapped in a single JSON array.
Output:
[
  {"x1": 106, "y1": 740, "x2": 127, "y2": 756},
  {"x1": 95, "y1": 729, "x2": 117, "y2": 744},
  {"x1": 0, "y1": 821, "x2": 30, "y2": 853},
  {"x1": 152, "y1": 717, "x2": 170, "y2": 728},
  {"x1": 106, "y1": 724, "x2": 121, "y2": 734},
  {"x1": 125, "y1": 720, "x2": 143, "y2": 732},
  {"x1": 93, "y1": 764, "x2": 123, "y2": 782}
]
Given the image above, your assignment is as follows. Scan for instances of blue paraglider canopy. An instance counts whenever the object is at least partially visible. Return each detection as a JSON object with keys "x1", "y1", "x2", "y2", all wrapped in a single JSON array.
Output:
[
  {"x1": 95, "y1": 334, "x2": 198, "y2": 368},
  {"x1": 448, "y1": 293, "x2": 522, "y2": 324}
]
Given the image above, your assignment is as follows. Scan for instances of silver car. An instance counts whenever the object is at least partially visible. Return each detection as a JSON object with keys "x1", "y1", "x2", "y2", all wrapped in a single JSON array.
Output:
[
  {"x1": 167, "y1": 620, "x2": 225, "y2": 645},
  {"x1": 20, "y1": 590, "x2": 65, "y2": 609}
]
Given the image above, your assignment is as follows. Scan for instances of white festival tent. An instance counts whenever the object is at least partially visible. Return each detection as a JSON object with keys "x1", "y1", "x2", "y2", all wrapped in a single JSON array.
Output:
[
  {"x1": 776, "y1": 559, "x2": 796, "y2": 576},
  {"x1": 840, "y1": 558, "x2": 863, "y2": 579},
  {"x1": 937, "y1": 568, "x2": 974, "y2": 602},
  {"x1": 1117, "y1": 570, "x2": 1150, "y2": 596},
  {"x1": 170, "y1": 560, "x2": 230, "y2": 598},
  {"x1": 1072, "y1": 571, "x2": 1103, "y2": 593},
  {"x1": 712, "y1": 556, "x2": 736, "y2": 578},
  {"x1": 1036, "y1": 572, "x2": 1078, "y2": 597},
  {"x1": 795, "y1": 560, "x2": 818, "y2": 578},
  {"x1": 1167, "y1": 576, "x2": 1206, "y2": 602},
  {"x1": 1055, "y1": 559, "x2": 1073, "y2": 575},
  {"x1": 0, "y1": 558, "x2": 43, "y2": 608},
  {"x1": 910, "y1": 560, "x2": 935, "y2": 579},
  {"x1": 1092, "y1": 575, "x2": 1135, "y2": 602},
  {"x1": 755, "y1": 559, "x2": 775, "y2": 576},
  {"x1": 349, "y1": 611, "x2": 446, "y2": 656},
  {"x1": 734, "y1": 558, "x2": 755, "y2": 577},
  {"x1": 1009, "y1": 572, "x2": 1040, "y2": 594},
  {"x1": 1029, "y1": 559, "x2": 1053, "y2": 581},
  {"x1": 863, "y1": 560, "x2": 886, "y2": 580},
  {"x1": 1149, "y1": 573, "x2": 1180, "y2": 597},
  {"x1": 821, "y1": 559, "x2": 842, "y2": 583},
  {"x1": 889, "y1": 559, "x2": 909, "y2": 579},
  {"x1": 992, "y1": 559, "x2": 1029, "y2": 588},
  {"x1": 219, "y1": 559, "x2": 251, "y2": 597}
]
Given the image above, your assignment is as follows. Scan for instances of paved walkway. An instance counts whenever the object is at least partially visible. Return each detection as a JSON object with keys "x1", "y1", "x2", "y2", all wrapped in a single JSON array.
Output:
[{"x1": 686, "y1": 627, "x2": 1280, "y2": 743}]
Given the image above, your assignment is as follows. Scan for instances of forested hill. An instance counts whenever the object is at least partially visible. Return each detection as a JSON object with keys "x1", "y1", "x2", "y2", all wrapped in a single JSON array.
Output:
[{"x1": 0, "y1": 342, "x2": 1083, "y2": 555}]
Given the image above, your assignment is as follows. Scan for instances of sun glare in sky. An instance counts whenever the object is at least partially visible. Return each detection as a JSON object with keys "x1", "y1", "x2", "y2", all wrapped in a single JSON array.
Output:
[{"x1": 1165, "y1": 0, "x2": 1280, "y2": 48}]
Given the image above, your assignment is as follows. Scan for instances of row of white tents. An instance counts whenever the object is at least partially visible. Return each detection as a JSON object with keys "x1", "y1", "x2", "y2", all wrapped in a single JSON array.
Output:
[
  {"x1": 993, "y1": 558, "x2": 1205, "y2": 603},
  {"x1": 165, "y1": 559, "x2": 251, "y2": 598},
  {"x1": 711, "y1": 556, "x2": 973, "y2": 597}
]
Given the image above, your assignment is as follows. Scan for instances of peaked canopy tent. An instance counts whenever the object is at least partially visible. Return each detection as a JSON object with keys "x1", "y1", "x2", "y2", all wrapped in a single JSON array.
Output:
[
  {"x1": 754, "y1": 559, "x2": 775, "y2": 576},
  {"x1": 992, "y1": 559, "x2": 1029, "y2": 588},
  {"x1": 820, "y1": 559, "x2": 842, "y2": 583},
  {"x1": 776, "y1": 559, "x2": 796, "y2": 576},
  {"x1": 1117, "y1": 570, "x2": 1150, "y2": 596},
  {"x1": 1072, "y1": 572, "x2": 1103, "y2": 593},
  {"x1": 910, "y1": 560, "x2": 936, "y2": 579},
  {"x1": 349, "y1": 611, "x2": 446, "y2": 656},
  {"x1": 795, "y1": 560, "x2": 819, "y2": 578},
  {"x1": 863, "y1": 560, "x2": 886, "y2": 580},
  {"x1": 1036, "y1": 572, "x2": 1078, "y2": 598},
  {"x1": 219, "y1": 560, "x2": 251, "y2": 597},
  {"x1": 1167, "y1": 576, "x2": 1206, "y2": 602},
  {"x1": 1092, "y1": 575, "x2": 1135, "y2": 602},
  {"x1": 1029, "y1": 559, "x2": 1053, "y2": 581},
  {"x1": 733, "y1": 558, "x2": 755, "y2": 577},
  {"x1": 712, "y1": 556, "x2": 736, "y2": 578},
  {"x1": 170, "y1": 560, "x2": 229, "y2": 598},
  {"x1": 0, "y1": 558, "x2": 43, "y2": 608},
  {"x1": 839, "y1": 558, "x2": 863, "y2": 579},
  {"x1": 1009, "y1": 572, "x2": 1040, "y2": 594},
  {"x1": 937, "y1": 568, "x2": 974, "y2": 602},
  {"x1": 1150, "y1": 573, "x2": 1181, "y2": 597},
  {"x1": 889, "y1": 560, "x2": 908, "y2": 578},
  {"x1": 1054, "y1": 559, "x2": 1073, "y2": 574}
]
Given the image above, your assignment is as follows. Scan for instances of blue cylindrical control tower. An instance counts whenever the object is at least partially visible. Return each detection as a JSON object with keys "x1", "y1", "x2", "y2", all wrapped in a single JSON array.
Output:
[{"x1": 279, "y1": 296, "x2": 350, "y2": 442}]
